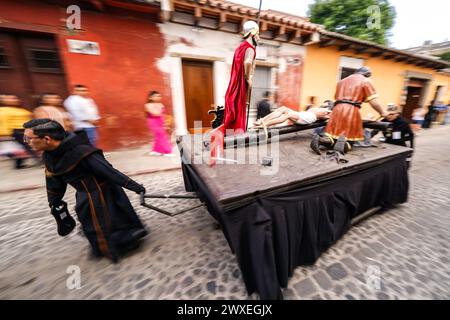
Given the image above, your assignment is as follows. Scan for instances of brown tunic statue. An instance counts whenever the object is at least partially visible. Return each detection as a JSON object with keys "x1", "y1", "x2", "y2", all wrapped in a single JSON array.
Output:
[{"x1": 311, "y1": 67, "x2": 387, "y2": 155}]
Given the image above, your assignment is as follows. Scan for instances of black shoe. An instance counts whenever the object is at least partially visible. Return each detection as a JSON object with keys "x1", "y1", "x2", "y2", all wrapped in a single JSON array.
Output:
[
  {"x1": 87, "y1": 249, "x2": 102, "y2": 261},
  {"x1": 333, "y1": 135, "x2": 347, "y2": 154},
  {"x1": 51, "y1": 202, "x2": 76, "y2": 236},
  {"x1": 130, "y1": 228, "x2": 149, "y2": 241},
  {"x1": 310, "y1": 134, "x2": 321, "y2": 155}
]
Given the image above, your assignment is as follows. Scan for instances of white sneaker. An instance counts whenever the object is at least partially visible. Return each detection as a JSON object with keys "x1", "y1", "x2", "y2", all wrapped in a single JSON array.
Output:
[
  {"x1": 148, "y1": 151, "x2": 163, "y2": 156},
  {"x1": 163, "y1": 153, "x2": 175, "y2": 157}
]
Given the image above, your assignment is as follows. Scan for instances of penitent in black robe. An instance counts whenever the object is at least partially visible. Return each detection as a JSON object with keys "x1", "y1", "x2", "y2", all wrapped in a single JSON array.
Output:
[{"x1": 44, "y1": 132, "x2": 148, "y2": 262}]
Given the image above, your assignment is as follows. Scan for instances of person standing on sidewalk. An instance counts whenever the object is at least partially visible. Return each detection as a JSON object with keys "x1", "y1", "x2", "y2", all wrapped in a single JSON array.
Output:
[
  {"x1": 144, "y1": 91, "x2": 173, "y2": 156},
  {"x1": 0, "y1": 94, "x2": 39, "y2": 168},
  {"x1": 64, "y1": 84, "x2": 100, "y2": 146},
  {"x1": 411, "y1": 106, "x2": 425, "y2": 135},
  {"x1": 23, "y1": 118, "x2": 148, "y2": 262},
  {"x1": 34, "y1": 93, "x2": 74, "y2": 131}
]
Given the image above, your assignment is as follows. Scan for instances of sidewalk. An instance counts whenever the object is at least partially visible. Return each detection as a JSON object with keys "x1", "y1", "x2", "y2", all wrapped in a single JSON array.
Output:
[
  {"x1": 0, "y1": 145, "x2": 181, "y2": 193},
  {"x1": 2, "y1": 124, "x2": 448, "y2": 193}
]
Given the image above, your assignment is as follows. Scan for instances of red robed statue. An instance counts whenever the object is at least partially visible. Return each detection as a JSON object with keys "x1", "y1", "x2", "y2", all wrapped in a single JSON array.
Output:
[
  {"x1": 209, "y1": 21, "x2": 260, "y2": 165},
  {"x1": 223, "y1": 20, "x2": 259, "y2": 133}
]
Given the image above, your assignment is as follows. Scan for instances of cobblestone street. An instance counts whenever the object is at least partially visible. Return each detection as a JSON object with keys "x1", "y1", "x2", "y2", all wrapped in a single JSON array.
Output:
[{"x1": 1, "y1": 126, "x2": 449, "y2": 300}]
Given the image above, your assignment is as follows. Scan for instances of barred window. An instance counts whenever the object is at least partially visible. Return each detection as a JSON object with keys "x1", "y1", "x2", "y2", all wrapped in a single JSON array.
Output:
[
  {"x1": 0, "y1": 47, "x2": 9, "y2": 68},
  {"x1": 28, "y1": 49, "x2": 62, "y2": 72}
]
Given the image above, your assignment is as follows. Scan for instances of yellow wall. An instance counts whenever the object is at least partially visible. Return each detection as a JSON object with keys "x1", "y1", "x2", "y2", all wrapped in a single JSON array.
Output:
[
  {"x1": 431, "y1": 73, "x2": 450, "y2": 103},
  {"x1": 301, "y1": 43, "x2": 450, "y2": 117},
  {"x1": 301, "y1": 45, "x2": 340, "y2": 109}
]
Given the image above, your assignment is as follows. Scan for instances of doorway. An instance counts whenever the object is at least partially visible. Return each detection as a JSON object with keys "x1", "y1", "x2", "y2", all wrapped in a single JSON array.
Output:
[
  {"x1": 181, "y1": 59, "x2": 215, "y2": 132},
  {"x1": 403, "y1": 78, "x2": 427, "y2": 121},
  {"x1": 249, "y1": 65, "x2": 272, "y2": 126}
]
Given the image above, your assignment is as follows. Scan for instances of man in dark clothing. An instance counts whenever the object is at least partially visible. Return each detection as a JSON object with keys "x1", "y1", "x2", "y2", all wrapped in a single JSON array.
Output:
[
  {"x1": 23, "y1": 119, "x2": 148, "y2": 262},
  {"x1": 256, "y1": 91, "x2": 273, "y2": 120},
  {"x1": 371, "y1": 104, "x2": 414, "y2": 168},
  {"x1": 422, "y1": 102, "x2": 435, "y2": 128}
]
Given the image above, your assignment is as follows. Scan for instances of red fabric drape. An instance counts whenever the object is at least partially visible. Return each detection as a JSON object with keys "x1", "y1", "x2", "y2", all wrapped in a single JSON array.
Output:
[{"x1": 223, "y1": 41, "x2": 255, "y2": 133}]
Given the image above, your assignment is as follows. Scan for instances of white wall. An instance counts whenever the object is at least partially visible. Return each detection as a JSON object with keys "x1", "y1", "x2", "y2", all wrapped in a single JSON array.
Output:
[{"x1": 157, "y1": 22, "x2": 307, "y2": 134}]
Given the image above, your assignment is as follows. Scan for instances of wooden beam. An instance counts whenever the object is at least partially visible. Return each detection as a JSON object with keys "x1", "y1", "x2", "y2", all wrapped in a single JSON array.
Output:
[
  {"x1": 370, "y1": 51, "x2": 383, "y2": 57},
  {"x1": 194, "y1": 6, "x2": 202, "y2": 23},
  {"x1": 273, "y1": 25, "x2": 288, "y2": 41},
  {"x1": 276, "y1": 25, "x2": 286, "y2": 37},
  {"x1": 302, "y1": 32, "x2": 320, "y2": 46},
  {"x1": 103, "y1": 0, "x2": 160, "y2": 14},
  {"x1": 288, "y1": 29, "x2": 302, "y2": 43},
  {"x1": 355, "y1": 47, "x2": 368, "y2": 54},
  {"x1": 428, "y1": 63, "x2": 439, "y2": 69},
  {"x1": 415, "y1": 61, "x2": 427, "y2": 67},
  {"x1": 239, "y1": 19, "x2": 245, "y2": 34},
  {"x1": 160, "y1": 10, "x2": 172, "y2": 22},
  {"x1": 383, "y1": 53, "x2": 396, "y2": 60},
  {"x1": 300, "y1": 34, "x2": 310, "y2": 44},
  {"x1": 218, "y1": 11, "x2": 227, "y2": 29},
  {"x1": 338, "y1": 43, "x2": 351, "y2": 51},
  {"x1": 260, "y1": 20, "x2": 268, "y2": 32},
  {"x1": 320, "y1": 39, "x2": 336, "y2": 47}
]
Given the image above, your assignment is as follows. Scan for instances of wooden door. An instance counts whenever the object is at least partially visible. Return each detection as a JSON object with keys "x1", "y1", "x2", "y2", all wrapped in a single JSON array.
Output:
[
  {"x1": 0, "y1": 30, "x2": 68, "y2": 109},
  {"x1": 403, "y1": 86, "x2": 422, "y2": 121},
  {"x1": 0, "y1": 32, "x2": 33, "y2": 108},
  {"x1": 182, "y1": 59, "x2": 214, "y2": 132},
  {"x1": 19, "y1": 34, "x2": 68, "y2": 102}
]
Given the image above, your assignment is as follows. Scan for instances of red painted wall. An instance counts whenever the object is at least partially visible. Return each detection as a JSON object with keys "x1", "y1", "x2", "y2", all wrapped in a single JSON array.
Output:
[
  {"x1": 0, "y1": 0, "x2": 170, "y2": 150},
  {"x1": 276, "y1": 54, "x2": 304, "y2": 110}
]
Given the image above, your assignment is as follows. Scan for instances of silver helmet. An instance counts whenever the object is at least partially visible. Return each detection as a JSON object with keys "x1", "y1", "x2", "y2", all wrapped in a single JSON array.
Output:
[{"x1": 243, "y1": 20, "x2": 259, "y2": 38}]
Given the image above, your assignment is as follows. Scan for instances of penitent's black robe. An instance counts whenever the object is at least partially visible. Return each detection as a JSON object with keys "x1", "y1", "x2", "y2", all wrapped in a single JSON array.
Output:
[{"x1": 44, "y1": 132, "x2": 148, "y2": 262}]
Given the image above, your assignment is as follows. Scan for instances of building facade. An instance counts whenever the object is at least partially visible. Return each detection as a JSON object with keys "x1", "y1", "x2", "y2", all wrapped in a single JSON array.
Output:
[
  {"x1": 159, "y1": 0, "x2": 321, "y2": 134},
  {"x1": 301, "y1": 31, "x2": 450, "y2": 120},
  {"x1": 0, "y1": 0, "x2": 168, "y2": 150},
  {"x1": 1, "y1": 0, "x2": 449, "y2": 150}
]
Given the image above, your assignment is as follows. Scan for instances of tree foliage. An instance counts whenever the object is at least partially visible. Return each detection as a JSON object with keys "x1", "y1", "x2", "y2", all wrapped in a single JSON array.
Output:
[
  {"x1": 308, "y1": 0, "x2": 396, "y2": 45},
  {"x1": 437, "y1": 51, "x2": 450, "y2": 62}
]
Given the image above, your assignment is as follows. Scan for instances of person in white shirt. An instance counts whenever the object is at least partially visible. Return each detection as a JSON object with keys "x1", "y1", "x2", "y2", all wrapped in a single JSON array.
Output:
[{"x1": 64, "y1": 84, "x2": 100, "y2": 146}]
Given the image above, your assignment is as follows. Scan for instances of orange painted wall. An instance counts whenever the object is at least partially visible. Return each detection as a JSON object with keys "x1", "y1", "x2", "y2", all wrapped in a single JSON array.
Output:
[
  {"x1": 302, "y1": 43, "x2": 450, "y2": 117},
  {"x1": 430, "y1": 73, "x2": 450, "y2": 104},
  {"x1": 300, "y1": 45, "x2": 339, "y2": 109},
  {"x1": 0, "y1": 0, "x2": 170, "y2": 150}
]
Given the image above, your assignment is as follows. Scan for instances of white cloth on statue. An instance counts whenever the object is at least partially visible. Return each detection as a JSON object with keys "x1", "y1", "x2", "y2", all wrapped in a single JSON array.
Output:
[{"x1": 295, "y1": 111, "x2": 317, "y2": 125}]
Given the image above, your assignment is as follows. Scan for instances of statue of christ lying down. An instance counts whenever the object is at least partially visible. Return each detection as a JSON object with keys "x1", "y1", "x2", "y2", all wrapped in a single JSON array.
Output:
[{"x1": 250, "y1": 106, "x2": 331, "y2": 137}]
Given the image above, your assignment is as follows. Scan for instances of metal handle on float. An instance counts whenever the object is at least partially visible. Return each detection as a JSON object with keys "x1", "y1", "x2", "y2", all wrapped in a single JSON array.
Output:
[{"x1": 139, "y1": 191, "x2": 203, "y2": 217}]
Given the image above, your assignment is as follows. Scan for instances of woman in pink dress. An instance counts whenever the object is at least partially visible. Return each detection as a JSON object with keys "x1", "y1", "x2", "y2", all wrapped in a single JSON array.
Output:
[{"x1": 145, "y1": 91, "x2": 173, "y2": 156}]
